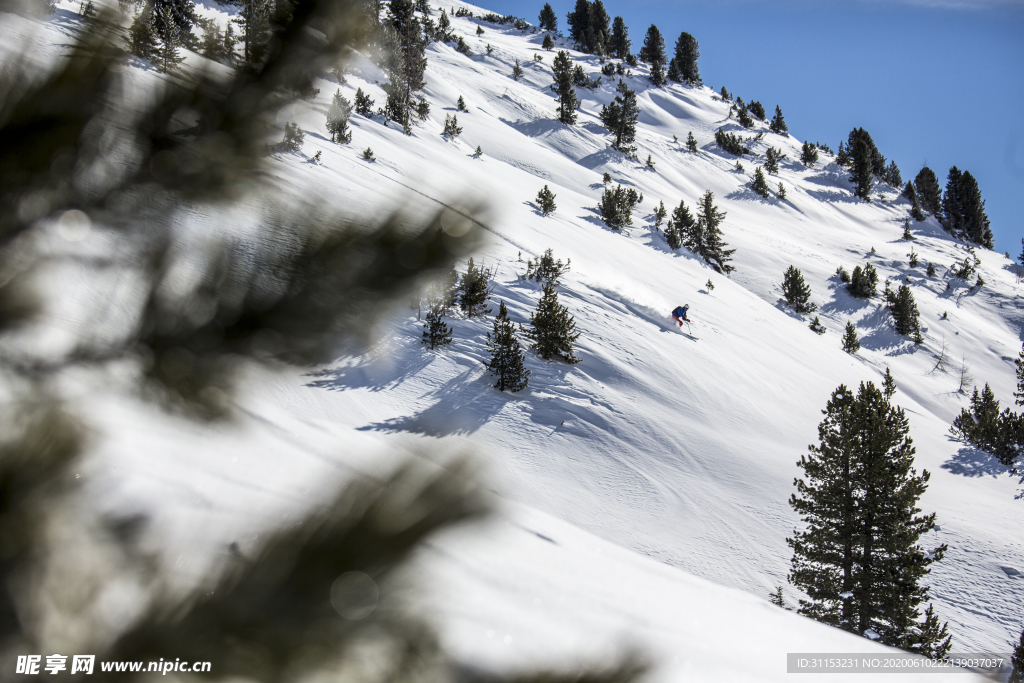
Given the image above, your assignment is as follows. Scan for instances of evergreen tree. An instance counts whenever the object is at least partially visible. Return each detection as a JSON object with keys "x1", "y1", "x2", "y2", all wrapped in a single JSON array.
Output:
[
  {"x1": 737, "y1": 102, "x2": 753, "y2": 128},
  {"x1": 927, "y1": 262, "x2": 936, "y2": 277},
  {"x1": 809, "y1": 316, "x2": 826, "y2": 335},
  {"x1": 693, "y1": 190, "x2": 735, "y2": 274},
  {"x1": 456, "y1": 95, "x2": 468, "y2": 111},
  {"x1": 442, "y1": 113, "x2": 462, "y2": 137},
  {"x1": 764, "y1": 147, "x2": 781, "y2": 175},
  {"x1": 666, "y1": 199, "x2": 695, "y2": 251},
  {"x1": 459, "y1": 257, "x2": 492, "y2": 317},
  {"x1": 942, "y1": 168, "x2": 993, "y2": 248},
  {"x1": 903, "y1": 218, "x2": 914, "y2": 241},
  {"x1": 884, "y1": 160, "x2": 903, "y2": 188},
  {"x1": 354, "y1": 87, "x2": 375, "y2": 116},
  {"x1": 523, "y1": 283, "x2": 581, "y2": 364},
  {"x1": 599, "y1": 79, "x2": 640, "y2": 153},
  {"x1": 639, "y1": 24, "x2": 666, "y2": 64},
  {"x1": 609, "y1": 16, "x2": 630, "y2": 59},
  {"x1": 422, "y1": 296, "x2": 453, "y2": 349},
  {"x1": 455, "y1": 35, "x2": 472, "y2": 56},
  {"x1": 649, "y1": 60, "x2": 666, "y2": 87},
  {"x1": 280, "y1": 122, "x2": 304, "y2": 151},
  {"x1": 748, "y1": 100, "x2": 765, "y2": 120},
  {"x1": 542, "y1": 33, "x2": 555, "y2": 50},
  {"x1": 883, "y1": 367, "x2": 896, "y2": 398},
  {"x1": 951, "y1": 384, "x2": 1004, "y2": 455},
  {"x1": 1010, "y1": 627, "x2": 1024, "y2": 683},
  {"x1": 847, "y1": 263, "x2": 878, "y2": 298},
  {"x1": 436, "y1": 9, "x2": 452, "y2": 40},
  {"x1": 598, "y1": 185, "x2": 643, "y2": 229},
  {"x1": 484, "y1": 301, "x2": 530, "y2": 391},
  {"x1": 800, "y1": 141, "x2": 819, "y2": 167},
  {"x1": 523, "y1": 248, "x2": 571, "y2": 286},
  {"x1": 149, "y1": 0, "x2": 196, "y2": 72},
  {"x1": 842, "y1": 322, "x2": 860, "y2": 353},
  {"x1": 769, "y1": 105, "x2": 788, "y2": 135},
  {"x1": 538, "y1": 2, "x2": 557, "y2": 32},
  {"x1": 127, "y1": 6, "x2": 160, "y2": 62},
  {"x1": 673, "y1": 31, "x2": 700, "y2": 84},
  {"x1": 714, "y1": 128, "x2": 749, "y2": 156},
  {"x1": 552, "y1": 50, "x2": 579, "y2": 125},
  {"x1": 686, "y1": 130, "x2": 698, "y2": 153},
  {"x1": 914, "y1": 167, "x2": 942, "y2": 216},
  {"x1": 750, "y1": 166, "x2": 770, "y2": 198},
  {"x1": 782, "y1": 265, "x2": 816, "y2": 313},
  {"x1": 836, "y1": 141, "x2": 850, "y2": 167},
  {"x1": 653, "y1": 200, "x2": 667, "y2": 228},
  {"x1": 536, "y1": 185, "x2": 557, "y2": 215},
  {"x1": 778, "y1": 182, "x2": 787, "y2": 200},
  {"x1": 904, "y1": 182, "x2": 925, "y2": 221},
  {"x1": 850, "y1": 135, "x2": 874, "y2": 201},
  {"x1": 565, "y1": 0, "x2": 591, "y2": 50},
  {"x1": 789, "y1": 383, "x2": 953, "y2": 656},
  {"x1": 326, "y1": 90, "x2": 354, "y2": 143},
  {"x1": 847, "y1": 127, "x2": 886, "y2": 176},
  {"x1": 888, "y1": 284, "x2": 921, "y2": 340},
  {"x1": 512, "y1": 58, "x2": 524, "y2": 80},
  {"x1": 666, "y1": 58, "x2": 682, "y2": 83},
  {"x1": 587, "y1": 0, "x2": 611, "y2": 54}
]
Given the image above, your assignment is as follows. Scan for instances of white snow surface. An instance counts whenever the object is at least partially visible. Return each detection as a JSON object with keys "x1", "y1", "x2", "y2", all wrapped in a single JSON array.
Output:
[{"x1": 4, "y1": 2, "x2": 1023, "y2": 680}]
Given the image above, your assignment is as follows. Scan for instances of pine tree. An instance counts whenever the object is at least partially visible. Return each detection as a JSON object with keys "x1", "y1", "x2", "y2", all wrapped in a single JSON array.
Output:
[
  {"x1": 914, "y1": 167, "x2": 942, "y2": 216},
  {"x1": 842, "y1": 321, "x2": 860, "y2": 353},
  {"x1": 673, "y1": 31, "x2": 700, "y2": 84},
  {"x1": 653, "y1": 200, "x2": 666, "y2": 229},
  {"x1": 694, "y1": 190, "x2": 735, "y2": 274},
  {"x1": 942, "y1": 169, "x2": 992, "y2": 248},
  {"x1": 538, "y1": 2, "x2": 558, "y2": 32},
  {"x1": 354, "y1": 87, "x2": 375, "y2": 116},
  {"x1": 639, "y1": 24, "x2": 666, "y2": 64},
  {"x1": 484, "y1": 301, "x2": 530, "y2": 391},
  {"x1": 1010, "y1": 626, "x2": 1024, "y2": 683},
  {"x1": 542, "y1": 33, "x2": 554, "y2": 50},
  {"x1": 326, "y1": 90, "x2": 354, "y2": 143},
  {"x1": 686, "y1": 131, "x2": 698, "y2": 153},
  {"x1": 749, "y1": 100, "x2": 765, "y2": 120},
  {"x1": 778, "y1": 182, "x2": 787, "y2": 201},
  {"x1": 649, "y1": 60, "x2": 666, "y2": 87},
  {"x1": 455, "y1": 35, "x2": 472, "y2": 56},
  {"x1": 782, "y1": 265, "x2": 816, "y2": 313},
  {"x1": 362, "y1": 146, "x2": 374, "y2": 160},
  {"x1": 436, "y1": 9, "x2": 452, "y2": 40},
  {"x1": 422, "y1": 296, "x2": 453, "y2": 349},
  {"x1": 769, "y1": 105, "x2": 787, "y2": 135},
  {"x1": 523, "y1": 283, "x2": 581, "y2": 364},
  {"x1": 751, "y1": 166, "x2": 770, "y2": 198},
  {"x1": 598, "y1": 185, "x2": 643, "y2": 229},
  {"x1": 599, "y1": 79, "x2": 639, "y2": 153},
  {"x1": 565, "y1": 0, "x2": 591, "y2": 50},
  {"x1": 456, "y1": 95, "x2": 467, "y2": 111},
  {"x1": 800, "y1": 141, "x2": 819, "y2": 167},
  {"x1": 552, "y1": 50, "x2": 579, "y2": 125},
  {"x1": 883, "y1": 367, "x2": 896, "y2": 398},
  {"x1": 666, "y1": 199, "x2": 694, "y2": 252},
  {"x1": 281, "y1": 122, "x2": 304, "y2": 151},
  {"x1": 609, "y1": 16, "x2": 630, "y2": 60},
  {"x1": 764, "y1": 147, "x2": 781, "y2": 175},
  {"x1": 737, "y1": 102, "x2": 753, "y2": 128},
  {"x1": 150, "y1": 0, "x2": 195, "y2": 72},
  {"x1": 850, "y1": 135, "x2": 874, "y2": 201},
  {"x1": 809, "y1": 316, "x2": 826, "y2": 335},
  {"x1": 459, "y1": 257, "x2": 492, "y2": 317},
  {"x1": 927, "y1": 262, "x2": 936, "y2": 277},
  {"x1": 902, "y1": 218, "x2": 914, "y2": 241},
  {"x1": 523, "y1": 248, "x2": 571, "y2": 286},
  {"x1": 442, "y1": 113, "x2": 462, "y2": 137},
  {"x1": 847, "y1": 127, "x2": 886, "y2": 176},
  {"x1": 836, "y1": 141, "x2": 850, "y2": 167},
  {"x1": 536, "y1": 185, "x2": 557, "y2": 216},
  {"x1": 904, "y1": 182, "x2": 925, "y2": 221},
  {"x1": 884, "y1": 160, "x2": 903, "y2": 188},
  {"x1": 789, "y1": 383, "x2": 950, "y2": 656},
  {"x1": 847, "y1": 263, "x2": 878, "y2": 298},
  {"x1": 127, "y1": 6, "x2": 160, "y2": 62},
  {"x1": 512, "y1": 58, "x2": 524, "y2": 80}
]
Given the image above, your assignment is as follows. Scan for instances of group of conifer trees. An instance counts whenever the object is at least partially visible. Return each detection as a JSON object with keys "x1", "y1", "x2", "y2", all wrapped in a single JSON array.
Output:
[
  {"x1": 662, "y1": 191, "x2": 734, "y2": 273},
  {"x1": 422, "y1": 251, "x2": 582, "y2": 392}
]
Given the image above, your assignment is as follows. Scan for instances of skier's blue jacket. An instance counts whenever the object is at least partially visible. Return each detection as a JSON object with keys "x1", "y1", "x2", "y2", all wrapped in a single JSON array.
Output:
[{"x1": 672, "y1": 306, "x2": 689, "y2": 321}]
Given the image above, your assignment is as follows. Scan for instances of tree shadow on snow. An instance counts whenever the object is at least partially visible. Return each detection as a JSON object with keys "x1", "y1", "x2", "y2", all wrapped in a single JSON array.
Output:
[
  {"x1": 575, "y1": 147, "x2": 626, "y2": 170},
  {"x1": 941, "y1": 445, "x2": 1011, "y2": 479}
]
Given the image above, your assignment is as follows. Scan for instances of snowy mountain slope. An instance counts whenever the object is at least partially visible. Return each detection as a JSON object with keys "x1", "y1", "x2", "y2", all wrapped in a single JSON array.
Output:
[{"x1": 4, "y1": 1, "x2": 1022, "y2": 678}]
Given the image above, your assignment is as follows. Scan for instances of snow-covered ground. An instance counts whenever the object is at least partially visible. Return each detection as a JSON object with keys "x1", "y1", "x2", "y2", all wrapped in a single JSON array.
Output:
[{"x1": 4, "y1": 1, "x2": 1023, "y2": 679}]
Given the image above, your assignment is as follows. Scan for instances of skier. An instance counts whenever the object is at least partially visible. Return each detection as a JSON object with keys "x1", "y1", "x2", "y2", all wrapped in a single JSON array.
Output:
[{"x1": 671, "y1": 304, "x2": 690, "y2": 327}]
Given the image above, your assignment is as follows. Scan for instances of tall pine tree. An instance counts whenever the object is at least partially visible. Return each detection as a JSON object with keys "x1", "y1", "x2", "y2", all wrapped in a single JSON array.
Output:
[
  {"x1": 788, "y1": 383, "x2": 951, "y2": 658},
  {"x1": 422, "y1": 296, "x2": 453, "y2": 349},
  {"x1": 769, "y1": 105, "x2": 787, "y2": 135},
  {"x1": 782, "y1": 265, "x2": 816, "y2": 313},
  {"x1": 599, "y1": 79, "x2": 639, "y2": 153},
  {"x1": 524, "y1": 283, "x2": 581, "y2": 364},
  {"x1": 484, "y1": 301, "x2": 530, "y2": 391},
  {"x1": 672, "y1": 31, "x2": 700, "y2": 84},
  {"x1": 609, "y1": 16, "x2": 630, "y2": 60},
  {"x1": 552, "y1": 50, "x2": 579, "y2": 125},
  {"x1": 914, "y1": 167, "x2": 942, "y2": 216},
  {"x1": 538, "y1": 2, "x2": 557, "y2": 32},
  {"x1": 693, "y1": 190, "x2": 735, "y2": 274}
]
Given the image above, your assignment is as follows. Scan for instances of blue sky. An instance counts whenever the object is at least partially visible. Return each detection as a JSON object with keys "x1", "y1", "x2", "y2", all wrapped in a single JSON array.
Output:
[{"x1": 481, "y1": 0, "x2": 1024, "y2": 255}]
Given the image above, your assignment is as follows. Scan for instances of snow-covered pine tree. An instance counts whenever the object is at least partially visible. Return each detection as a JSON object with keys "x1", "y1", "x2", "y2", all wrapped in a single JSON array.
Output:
[
  {"x1": 326, "y1": 90, "x2": 354, "y2": 143},
  {"x1": 782, "y1": 265, "x2": 816, "y2": 313},
  {"x1": 686, "y1": 131, "x2": 698, "y2": 153},
  {"x1": 751, "y1": 166, "x2": 770, "y2": 198},
  {"x1": 599, "y1": 79, "x2": 639, "y2": 154},
  {"x1": 512, "y1": 58, "x2": 524, "y2": 80},
  {"x1": 552, "y1": 51, "x2": 579, "y2": 125},
  {"x1": 524, "y1": 283, "x2": 581, "y2": 364},
  {"x1": 422, "y1": 296, "x2": 453, "y2": 349},
  {"x1": 442, "y1": 113, "x2": 462, "y2": 138},
  {"x1": 883, "y1": 367, "x2": 896, "y2": 398},
  {"x1": 459, "y1": 257, "x2": 492, "y2": 317},
  {"x1": 653, "y1": 201, "x2": 666, "y2": 229},
  {"x1": 694, "y1": 190, "x2": 735, "y2": 274},
  {"x1": 524, "y1": 248, "x2": 570, "y2": 286},
  {"x1": 769, "y1": 105, "x2": 787, "y2": 134},
  {"x1": 809, "y1": 316, "x2": 826, "y2": 335},
  {"x1": 789, "y1": 382, "x2": 951, "y2": 657},
  {"x1": 354, "y1": 87, "x2": 375, "y2": 116},
  {"x1": 537, "y1": 185, "x2": 557, "y2": 216},
  {"x1": 484, "y1": 301, "x2": 530, "y2": 391},
  {"x1": 841, "y1": 321, "x2": 860, "y2": 353},
  {"x1": 800, "y1": 141, "x2": 818, "y2": 167}
]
